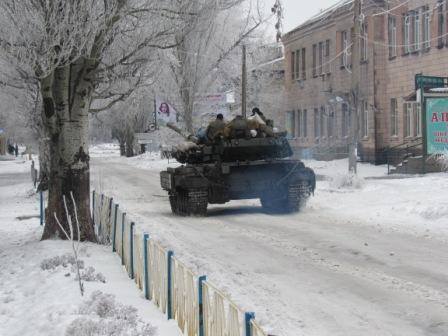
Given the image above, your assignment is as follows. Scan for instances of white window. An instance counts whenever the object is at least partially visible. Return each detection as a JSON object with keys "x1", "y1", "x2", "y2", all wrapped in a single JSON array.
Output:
[
  {"x1": 414, "y1": 10, "x2": 421, "y2": 51},
  {"x1": 360, "y1": 23, "x2": 368, "y2": 61},
  {"x1": 302, "y1": 109, "x2": 308, "y2": 137},
  {"x1": 361, "y1": 100, "x2": 369, "y2": 138},
  {"x1": 342, "y1": 103, "x2": 349, "y2": 137},
  {"x1": 404, "y1": 103, "x2": 413, "y2": 137},
  {"x1": 318, "y1": 42, "x2": 324, "y2": 75},
  {"x1": 423, "y1": 7, "x2": 431, "y2": 50},
  {"x1": 388, "y1": 16, "x2": 397, "y2": 57},
  {"x1": 341, "y1": 31, "x2": 348, "y2": 66},
  {"x1": 314, "y1": 108, "x2": 320, "y2": 138},
  {"x1": 414, "y1": 103, "x2": 421, "y2": 136},
  {"x1": 390, "y1": 98, "x2": 398, "y2": 136},
  {"x1": 404, "y1": 14, "x2": 411, "y2": 54},
  {"x1": 286, "y1": 111, "x2": 296, "y2": 139},
  {"x1": 320, "y1": 106, "x2": 326, "y2": 137}
]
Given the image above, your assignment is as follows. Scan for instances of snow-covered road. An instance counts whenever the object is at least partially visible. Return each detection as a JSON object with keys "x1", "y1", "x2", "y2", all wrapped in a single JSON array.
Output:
[{"x1": 91, "y1": 153, "x2": 448, "y2": 336}]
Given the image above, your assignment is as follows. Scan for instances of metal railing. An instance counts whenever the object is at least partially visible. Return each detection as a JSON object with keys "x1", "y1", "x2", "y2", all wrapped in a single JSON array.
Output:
[{"x1": 384, "y1": 138, "x2": 423, "y2": 174}]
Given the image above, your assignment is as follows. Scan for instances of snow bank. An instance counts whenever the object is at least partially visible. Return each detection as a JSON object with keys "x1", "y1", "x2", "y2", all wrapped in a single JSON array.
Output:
[{"x1": 0, "y1": 160, "x2": 181, "y2": 336}]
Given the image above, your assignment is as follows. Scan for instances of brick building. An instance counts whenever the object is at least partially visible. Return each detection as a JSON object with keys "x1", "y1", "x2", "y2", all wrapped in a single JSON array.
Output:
[{"x1": 282, "y1": 0, "x2": 448, "y2": 163}]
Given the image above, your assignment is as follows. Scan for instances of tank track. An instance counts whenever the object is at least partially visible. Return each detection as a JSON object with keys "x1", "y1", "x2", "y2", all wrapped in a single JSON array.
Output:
[
  {"x1": 261, "y1": 181, "x2": 311, "y2": 213},
  {"x1": 170, "y1": 189, "x2": 208, "y2": 216}
]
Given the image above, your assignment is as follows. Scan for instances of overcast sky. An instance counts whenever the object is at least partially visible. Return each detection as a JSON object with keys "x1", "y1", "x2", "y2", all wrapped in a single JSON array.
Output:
[{"x1": 266, "y1": 0, "x2": 342, "y2": 33}]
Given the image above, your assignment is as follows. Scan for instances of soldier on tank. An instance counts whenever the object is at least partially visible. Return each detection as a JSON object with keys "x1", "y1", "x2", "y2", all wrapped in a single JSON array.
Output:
[
  {"x1": 251, "y1": 107, "x2": 267, "y2": 123},
  {"x1": 206, "y1": 113, "x2": 225, "y2": 141}
]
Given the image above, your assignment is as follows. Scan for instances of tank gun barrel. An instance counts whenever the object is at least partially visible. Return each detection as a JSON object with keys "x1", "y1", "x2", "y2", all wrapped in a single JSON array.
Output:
[{"x1": 166, "y1": 122, "x2": 199, "y2": 144}]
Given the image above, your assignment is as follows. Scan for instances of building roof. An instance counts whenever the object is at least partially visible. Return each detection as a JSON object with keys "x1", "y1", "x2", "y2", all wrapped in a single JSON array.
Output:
[{"x1": 283, "y1": 0, "x2": 353, "y2": 39}]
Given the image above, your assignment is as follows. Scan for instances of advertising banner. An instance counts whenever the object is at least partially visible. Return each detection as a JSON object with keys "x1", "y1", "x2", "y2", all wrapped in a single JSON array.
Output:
[
  {"x1": 426, "y1": 97, "x2": 448, "y2": 154},
  {"x1": 155, "y1": 98, "x2": 177, "y2": 124}
]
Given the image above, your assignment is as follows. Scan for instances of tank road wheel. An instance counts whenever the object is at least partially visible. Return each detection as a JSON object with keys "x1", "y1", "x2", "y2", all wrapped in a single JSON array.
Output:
[
  {"x1": 171, "y1": 189, "x2": 208, "y2": 216},
  {"x1": 261, "y1": 182, "x2": 311, "y2": 214}
]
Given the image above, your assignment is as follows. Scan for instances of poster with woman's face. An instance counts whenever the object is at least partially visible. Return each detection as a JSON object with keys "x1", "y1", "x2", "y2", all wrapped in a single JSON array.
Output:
[{"x1": 156, "y1": 99, "x2": 177, "y2": 123}]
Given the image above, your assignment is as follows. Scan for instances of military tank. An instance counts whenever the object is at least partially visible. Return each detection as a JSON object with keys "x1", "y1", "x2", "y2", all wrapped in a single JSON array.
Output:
[{"x1": 160, "y1": 118, "x2": 316, "y2": 216}]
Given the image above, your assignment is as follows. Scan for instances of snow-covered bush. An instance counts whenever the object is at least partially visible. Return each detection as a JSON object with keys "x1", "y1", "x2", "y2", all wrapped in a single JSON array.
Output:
[
  {"x1": 66, "y1": 291, "x2": 156, "y2": 336},
  {"x1": 330, "y1": 173, "x2": 365, "y2": 190},
  {"x1": 41, "y1": 254, "x2": 84, "y2": 271},
  {"x1": 76, "y1": 267, "x2": 106, "y2": 283}
]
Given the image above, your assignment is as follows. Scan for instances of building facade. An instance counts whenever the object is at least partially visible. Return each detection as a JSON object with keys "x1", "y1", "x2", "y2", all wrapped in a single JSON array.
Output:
[{"x1": 282, "y1": 0, "x2": 448, "y2": 163}]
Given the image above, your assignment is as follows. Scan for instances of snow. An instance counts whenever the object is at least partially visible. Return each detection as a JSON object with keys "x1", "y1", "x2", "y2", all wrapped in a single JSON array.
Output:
[
  {"x1": 90, "y1": 146, "x2": 448, "y2": 336},
  {"x1": 0, "y1": 158, "x2": 181, "y2": 336}
]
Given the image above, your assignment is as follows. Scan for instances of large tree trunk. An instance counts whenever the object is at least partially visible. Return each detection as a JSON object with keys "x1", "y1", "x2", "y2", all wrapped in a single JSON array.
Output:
[
  {"x1": 41, "y1": 59, "x2": 96, "y2": 242},
  {"x1": 37, "y1": 133, "x2": 50, "y2": 191},
  {"x1": 125, "y1": 127, "x2": 134, "y2": 157}
]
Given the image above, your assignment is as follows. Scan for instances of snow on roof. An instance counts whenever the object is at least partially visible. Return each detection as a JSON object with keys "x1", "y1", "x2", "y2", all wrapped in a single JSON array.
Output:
[
  {"x1": 284, "y1": 0, "x2": 353, "y2": 37},
  {"x1": 430, "y1": 87, "x2": 448, "y2": 93}
]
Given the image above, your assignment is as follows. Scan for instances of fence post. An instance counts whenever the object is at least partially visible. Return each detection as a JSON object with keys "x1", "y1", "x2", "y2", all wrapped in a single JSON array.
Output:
[
  {"x1": 129, "y1": 222, "x2": 135, "y2": 279},
  {"x1": 245, "y1": 312, "x2": 255, "y2": 336},
  {"x1": 167, "y1": 250, "x2": 174, "y2": 320},
  {"x1": 39, "y1": 191, "x2": 44, "y2": 226},
  {"x1": 99, "y1": 194, "x2": 104, "y2": 236},
  {"x1": 112, "y1": 203, "x2": 119, "y2": 252},
  {"x1": 143, "y1": 233, "x2": 150, "y2": 300},
  {"x1": 121, "y1": 212, "x2": 126, "y2": 266},
  {"x1": 198, "y1": 275, "x2": 207, "y2": 336},
  {"x1": 92, "y1": 190, "x2": 95, "y2": 224}
]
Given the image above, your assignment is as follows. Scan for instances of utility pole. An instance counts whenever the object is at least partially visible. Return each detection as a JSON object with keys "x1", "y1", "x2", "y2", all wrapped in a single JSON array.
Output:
[
  {"x1": 242, "y1": 44, "x2": 247, "y2": 118},
  {"x1": 349, "y1": 0, "x2": 361, "y2": 174}
]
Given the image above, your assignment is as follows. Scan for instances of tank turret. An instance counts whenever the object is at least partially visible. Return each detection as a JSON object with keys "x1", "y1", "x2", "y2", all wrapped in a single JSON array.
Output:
[{"x1": 166, "y1": 118, "x2": 293, "y2": 164}]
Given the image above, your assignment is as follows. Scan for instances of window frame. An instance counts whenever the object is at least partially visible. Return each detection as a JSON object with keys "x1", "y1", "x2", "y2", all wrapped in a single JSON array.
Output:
[
  {"x1": 388, "y1": 15, "x2": 397, "y2": 58},
  {"x1": 390, "y1": 98, "x2": 398, "y2": 137}
]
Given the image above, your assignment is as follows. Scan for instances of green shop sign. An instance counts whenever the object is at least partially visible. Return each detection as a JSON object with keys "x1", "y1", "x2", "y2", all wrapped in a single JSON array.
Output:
[{"x1": 426, "y1": 97, "x2": 448, "y2": 154}]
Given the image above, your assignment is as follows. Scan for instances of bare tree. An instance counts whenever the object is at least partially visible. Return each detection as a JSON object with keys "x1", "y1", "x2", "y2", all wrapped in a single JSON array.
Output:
[
  {"x1": 0, "y1": 1, "x2": 192, "y2": 241},
  {"x1": 158, "y1": 0, "x2": 266, "y2": 132}
]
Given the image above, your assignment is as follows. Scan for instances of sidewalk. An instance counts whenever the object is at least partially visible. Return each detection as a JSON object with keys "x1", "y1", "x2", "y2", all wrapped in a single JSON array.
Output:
[{"x1": 0, "y1": 159, "x2": 180, "y2": 336}]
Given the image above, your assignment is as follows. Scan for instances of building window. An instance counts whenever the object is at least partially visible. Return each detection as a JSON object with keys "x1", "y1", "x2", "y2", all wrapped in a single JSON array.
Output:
[
  {"x1": 361, "y1": 100, "x2": 369, "y2": 138},
  {"x1": 423, "y1": 6, "x2": 430, "y2": 50},
  {"x1": 360, "y1": 23, "x2": 368, "y2": 61},
  {"x1": 291, "y1": 51, "x2": 295, "y2": 79},
  {"x1": 286, "y1": 111, "x2": 296, "y2": 139},
  {"x1": 403, "y1": 14, "x2": 411, "y2": 54},
  {"x1": 318, "y1": 42, "x2": 324, "y2": 75},
  {"x1": 413, "y1": 10, "x2": 421, "y2": 51},
  {"x1": 320, "y1": 106, "x2": 325, "y2": 137},
  {"x1": 390, "y1": 98, "x2": 398, "y2": 136},
  {"x1": 327, "y1": 108, "x2": 334, "y2": 137},
  {"x1": 325, "y1": 39, "x2": 331, "y2": 73},
  {"x1": 297, "y1": 109, "x2": 302, "y2": 138},
  {"x1": 341, "y1": 30, "x2": 348, "y2": 67},
  {"x1": 312, "y1": 44, "x2": 317, "y2": 77},
  {"x1": 295, "y1": 49, "x2": 301, "y2": 79},
  {"x1": 404, "y1": 103, "x2": 412, "y2": 137},
  {"x1": 403, "y1": 102, "x2": 422, "y2": 138},
  {"x1": 414, "y1": 103, "x2": 421, "y2": 136},
  {"x1": 388, "y1": 16, "x2": 397, "y2": 58},
  {"x1": 314, "y1": 108, "x2": 320, "y2": 137},
  {"x1": 301, "y1": 48, "x2": 306, "y2": 79},
  {"x1": 438, "y1": 0, "x2": 445, "y2": 48},
  {"x1": 303, "y1": 109, "x2": 308, "y2": 137},
  {"x1": 342, "y1": 103, "x2": 349, "y2": 137}
]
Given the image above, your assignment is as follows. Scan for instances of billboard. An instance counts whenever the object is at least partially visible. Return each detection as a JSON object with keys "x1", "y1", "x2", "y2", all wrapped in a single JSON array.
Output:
[
  {"x1": 426, "y1": 97, "x2": 448, "y2": 154},
  {"x1": 155, "y1": 98, "x2": 178, "y2": 124}
]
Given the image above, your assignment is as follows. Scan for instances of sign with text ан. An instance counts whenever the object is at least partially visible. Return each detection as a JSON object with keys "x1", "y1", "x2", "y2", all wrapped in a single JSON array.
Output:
[{"x1": 426, "y1": 97, "x2": 448, "y2": 154}]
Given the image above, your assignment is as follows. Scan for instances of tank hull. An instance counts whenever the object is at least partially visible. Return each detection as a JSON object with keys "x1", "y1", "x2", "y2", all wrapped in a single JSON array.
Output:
[{"x1": 160, "y1": 159, "x2": 316, "y2": 216}]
